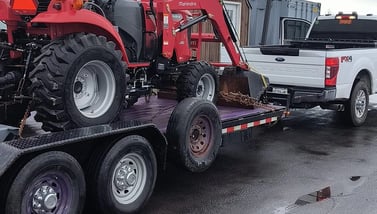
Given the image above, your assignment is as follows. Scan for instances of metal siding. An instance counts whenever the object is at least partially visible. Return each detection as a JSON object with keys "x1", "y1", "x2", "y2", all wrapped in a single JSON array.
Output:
[{"x1": 248, "y1": 0, "x2": 321, "y2": 46}]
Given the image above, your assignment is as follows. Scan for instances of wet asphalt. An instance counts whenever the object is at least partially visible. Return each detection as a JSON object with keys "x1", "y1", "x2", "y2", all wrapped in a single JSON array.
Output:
[
  {"x1": 21, "y1": 96, "x2": 377, "y2": 214},
  {"x1": 141, "y1": 95, "x2": 377, "y2": 214}
]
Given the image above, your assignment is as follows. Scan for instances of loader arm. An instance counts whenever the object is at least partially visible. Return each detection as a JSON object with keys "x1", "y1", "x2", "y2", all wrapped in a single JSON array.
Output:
[{"x1": 155, "y1": 0, "x2": 249, "y2": 70}]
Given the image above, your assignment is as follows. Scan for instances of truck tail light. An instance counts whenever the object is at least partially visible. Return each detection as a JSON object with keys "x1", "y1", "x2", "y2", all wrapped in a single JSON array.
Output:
[
  {"x1": 11, "y1": 0, "x2": 38, "y2": 15},
  {"x1": 325, "y1": 57, "x2": 339, "y2": 87}
]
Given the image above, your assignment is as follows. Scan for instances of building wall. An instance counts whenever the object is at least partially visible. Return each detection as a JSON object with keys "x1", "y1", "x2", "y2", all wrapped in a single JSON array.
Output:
[{"x1": 199, "y1": 0, "x2": 250, "y2": 62}]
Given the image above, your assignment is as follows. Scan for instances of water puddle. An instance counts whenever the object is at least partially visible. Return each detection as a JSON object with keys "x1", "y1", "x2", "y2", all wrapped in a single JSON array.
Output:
[{"x1": 275, "y1": 176, "x2": 367, "y2": 214}]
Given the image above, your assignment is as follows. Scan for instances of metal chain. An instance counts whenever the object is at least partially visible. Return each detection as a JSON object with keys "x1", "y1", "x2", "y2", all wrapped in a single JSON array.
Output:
[
  {"x1": 18, "y1": 100, "x2": 34, "y2": 138},
  {"x1": 220, "y1": 91, "x2": 275, "y2": 111}
]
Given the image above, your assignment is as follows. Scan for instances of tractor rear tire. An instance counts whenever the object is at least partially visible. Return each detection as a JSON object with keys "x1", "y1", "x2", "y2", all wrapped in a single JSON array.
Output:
[
  {"x1": 166, "y1": 98, "x2": 222, "y2": 172},
  {"x1": 30, "y1": 33, "x2": 126, "y2": 131},
  {"x1": 176, "y1": 61, "x2": 219, "y2": 103}
]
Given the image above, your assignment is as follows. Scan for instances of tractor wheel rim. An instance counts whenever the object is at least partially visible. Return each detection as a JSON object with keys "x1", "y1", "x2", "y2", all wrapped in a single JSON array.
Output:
[
  {"x1": 355, "y1": 89, "x2": 366, "y2": 118},
  {"x1": 196, "y1": 73, "x2": 215, "y2": 101},
  {"x1": 25, "y1": 171, "x2": 72, "y2": 214},
  {"x1": 73, "y1": 60, "x2": 116, "y2": 118},
  {"x1": 189, "y1": 115, "x2": 213, "y2": 158},
  {"x1": 112, "y1": 153, "x2": 147, "y2": 204}
]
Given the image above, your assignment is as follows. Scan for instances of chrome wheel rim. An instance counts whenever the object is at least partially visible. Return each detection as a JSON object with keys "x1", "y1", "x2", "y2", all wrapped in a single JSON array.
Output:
[
  {"x1": 24, "y1": 172, "x2": 72, "y2": 214},
  {"x1": 355, "y1": 89, "x2": 367, "y2": 118},
  {"x1": 112, "y1": 153, "x2": 147, "y2": 204}
]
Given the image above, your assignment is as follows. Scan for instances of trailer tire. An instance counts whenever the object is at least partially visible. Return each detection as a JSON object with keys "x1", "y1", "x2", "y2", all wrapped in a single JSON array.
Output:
[
  {"x1": 176, "y1": 61, "x2": 219, "y2": 103},
  {"x1": 5, "y1": 151, "x2": 85, "y2": 214},
  {"x1": 345, "y1": 80, "x2": 369, "y2": 126},
  {"x1": 93, "y1": 135, "x2": 157, "y2": 214},
  {"x1": 167, "y1": 98, "x2": 222, "y2": 172},
  {"x1": 30, "y1": 33, "x2": 126, "y2": 132}
]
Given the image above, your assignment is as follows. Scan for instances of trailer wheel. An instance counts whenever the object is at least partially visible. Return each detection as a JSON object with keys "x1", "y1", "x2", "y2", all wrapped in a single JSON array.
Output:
[
  {"x1": 30, "y1": 33, "x2": 126, "y2": 131},
  {"x1": 176, "y1": 61, "x2": 219, "y2": 103},
  {"x1": 5, "y1": 151, "x2": 85, "y2": 214},
  {"x1": 93, "y1": 135, "x2": 157, "y2": 213},
  {"x1": 345, "y1": 80, "x2": 369, "y2": 126},
  {"x1": 167, "y1": 98, "x2": 222, "y2": 172}
]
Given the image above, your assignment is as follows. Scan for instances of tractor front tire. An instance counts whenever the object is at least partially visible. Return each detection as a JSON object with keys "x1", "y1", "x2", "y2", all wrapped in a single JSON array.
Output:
[
  {"x1": 176, "y1": 61, "x2": 219, "y2": 103},
  {"x1": 30, "y1": 33, "x2": 126, "y2": 131}
]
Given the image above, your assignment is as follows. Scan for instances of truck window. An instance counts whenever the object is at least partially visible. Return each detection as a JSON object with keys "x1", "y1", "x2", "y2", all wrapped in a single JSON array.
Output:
[
  {"x1": 308, "y1": 19, "x2": 377, "y2": 40},
  {"x1": 282, "y1": 18, "x2": 311, "y2": 44}
]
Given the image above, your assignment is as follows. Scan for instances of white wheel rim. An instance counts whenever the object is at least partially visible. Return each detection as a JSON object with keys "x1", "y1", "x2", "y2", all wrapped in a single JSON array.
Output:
[
  {"x1": 73, "y1": 60, "x2": 116, "y2": 118},
  {"x1": 196, "y1": 73, "x2": 215, "y2": 101},
  {"x1": 111, "y1": 153, "x2": 147, "y2": 204}
]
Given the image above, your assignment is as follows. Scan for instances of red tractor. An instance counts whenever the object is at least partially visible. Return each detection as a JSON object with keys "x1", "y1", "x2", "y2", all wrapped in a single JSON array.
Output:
[{"x1": 0, "y1": 0, "x2": 267, "y2": 132}]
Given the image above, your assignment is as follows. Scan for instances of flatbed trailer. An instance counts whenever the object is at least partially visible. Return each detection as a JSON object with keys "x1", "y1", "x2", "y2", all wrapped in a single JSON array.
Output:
[{"x1": 0, "y1": 97, "x2": 285, "y2": 214}]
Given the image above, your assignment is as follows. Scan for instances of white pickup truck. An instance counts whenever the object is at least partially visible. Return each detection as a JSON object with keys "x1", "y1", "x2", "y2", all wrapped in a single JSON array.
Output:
[{"x1": 246, "y1": 12, "x2": 377, "y2": 126}]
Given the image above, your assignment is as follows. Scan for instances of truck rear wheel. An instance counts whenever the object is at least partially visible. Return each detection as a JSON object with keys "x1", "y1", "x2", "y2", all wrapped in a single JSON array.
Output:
[
  {"x1": 167, "y1": 98, "x2": 222, "y2": 172},
  {"x1": 345, "y1": 80, "x2": 369, "y2": 126},
  {"x1": 30, "y1": 33, "x2": 126, "y2": 131},
  {"x1": 176, "y1": 61, "x2": 219, "y2": 103},
  {"x1": 5, "y1": 151, "x2": 85, "y2": 214},
  {"x1": 93, "y1": 135, "x2": 157, "y2": 213}
]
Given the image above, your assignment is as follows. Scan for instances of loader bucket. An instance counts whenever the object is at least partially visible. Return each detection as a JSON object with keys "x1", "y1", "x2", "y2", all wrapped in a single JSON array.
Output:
[{"x1": 218, "y1": 67, "x2": 269, "y2": 108}]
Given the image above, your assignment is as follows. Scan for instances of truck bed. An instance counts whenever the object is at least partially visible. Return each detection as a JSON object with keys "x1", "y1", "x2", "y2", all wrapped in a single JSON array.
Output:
[{"x1": 121, "y1": 96, "x2": 285, "y2": 134}]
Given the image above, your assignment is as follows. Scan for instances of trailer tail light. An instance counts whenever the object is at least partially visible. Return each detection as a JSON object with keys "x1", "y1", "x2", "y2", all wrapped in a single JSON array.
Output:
[
  {"x1": 11, "y1": 0, "x2": 38, "y2": 15},
  {"x1": 325, "y1": 57, "x2": 339, "y2": 87}
]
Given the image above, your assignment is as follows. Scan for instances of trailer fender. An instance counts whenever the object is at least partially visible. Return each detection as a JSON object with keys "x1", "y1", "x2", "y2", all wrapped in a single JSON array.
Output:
[
  {"x1": 0, "y1": 143, "x2": 19, "y2": 178},
  {"x1": 31, "y1": 9, "x2": 129, "y2": 63}
]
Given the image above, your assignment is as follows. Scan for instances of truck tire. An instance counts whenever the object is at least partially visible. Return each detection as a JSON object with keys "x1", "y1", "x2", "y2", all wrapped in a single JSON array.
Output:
[
  {"x1": 93, "y1": 135, "x2": 157, "y2": 214},
  {"x1": 345, "y1": 80, "x2": 369, "y2": 126},
  {"x1": 166, "y1": 98, "x2": 222, "y2": 172},
  {"x1": 176, "y1": 61, "x2": 219, "y2": 103},
  {"x1": 30, "y1": 33, "x2": 126, "y2": 131},
  {"x1": 5, "y1": 151, "x2": 85, "y2": 214}
]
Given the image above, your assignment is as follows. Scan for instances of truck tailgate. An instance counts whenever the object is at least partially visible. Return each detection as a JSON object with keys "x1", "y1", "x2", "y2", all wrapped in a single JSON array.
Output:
[{"x1": 245, "y1": 48, "x2": 326, "y2": 88}]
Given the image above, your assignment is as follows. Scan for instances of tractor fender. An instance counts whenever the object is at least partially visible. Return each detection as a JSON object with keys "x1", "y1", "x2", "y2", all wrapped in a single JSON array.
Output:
[{"x1": 31, "y1": 9, "x2": 129, "y2": 63}]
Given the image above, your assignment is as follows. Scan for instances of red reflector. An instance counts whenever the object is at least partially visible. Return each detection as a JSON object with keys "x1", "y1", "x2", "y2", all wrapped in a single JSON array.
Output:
[
  {"x1": 12, "y1": 0, "x2": 37, "y2": 15},
  {"x1": 325, "y1": 57, "x2": 339, "y2": 87}
]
